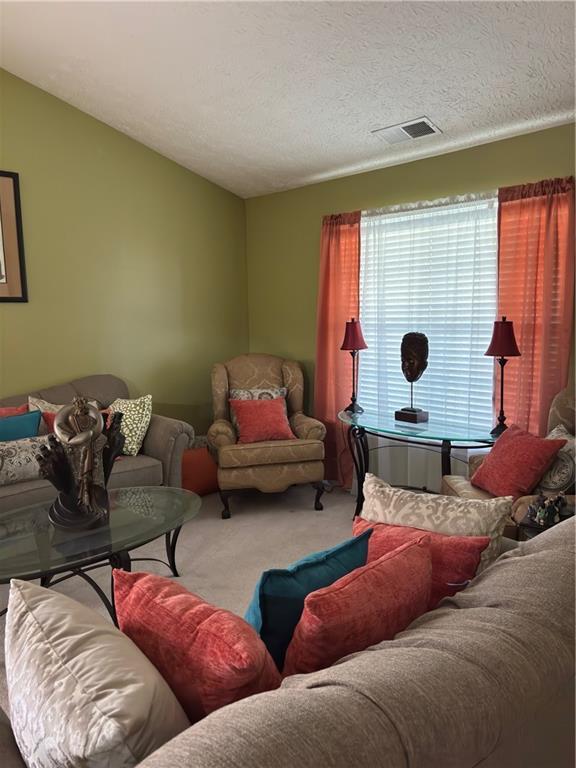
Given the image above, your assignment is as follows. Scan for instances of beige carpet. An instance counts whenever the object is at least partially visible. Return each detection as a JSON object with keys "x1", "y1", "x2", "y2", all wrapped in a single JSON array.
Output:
[{"x1": 0, "y1": 486, "x2": 355, "y2": 711}]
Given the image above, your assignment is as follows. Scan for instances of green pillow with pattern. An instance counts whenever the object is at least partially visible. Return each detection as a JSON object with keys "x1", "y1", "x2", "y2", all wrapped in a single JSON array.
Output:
[{"x1": 108, "y1": 395, "x2": 153, "y2": 456}]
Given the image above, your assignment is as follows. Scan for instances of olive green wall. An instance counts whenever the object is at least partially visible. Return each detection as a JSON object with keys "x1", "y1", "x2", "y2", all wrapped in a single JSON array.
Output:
[
  {"x1": 0, "y1": 70, "x2": 247, "y2": 432},
  {"x1": 245, "y1": 124, "x2": 575, "y2": 399}
]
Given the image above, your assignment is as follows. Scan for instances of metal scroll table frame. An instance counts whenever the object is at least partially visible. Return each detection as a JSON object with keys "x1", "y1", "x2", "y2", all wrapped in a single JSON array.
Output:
[
  {"x1": 347, "y1": 425, "x2": 493, "y2": 517},
  {"x1": 0, "y1": 525, "x2": 183, "y2": 626}
]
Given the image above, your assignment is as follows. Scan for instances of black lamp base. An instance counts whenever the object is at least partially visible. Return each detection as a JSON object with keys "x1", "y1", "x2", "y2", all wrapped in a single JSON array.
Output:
[
  {"x1": 345, "y1": 400, "x2": 364, "y2": 415},
  {"x1": 490, "y1": 421, "x2": 508, "y2": 438}
]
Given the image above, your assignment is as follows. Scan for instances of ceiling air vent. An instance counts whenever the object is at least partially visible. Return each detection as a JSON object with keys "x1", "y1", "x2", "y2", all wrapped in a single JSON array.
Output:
[{"x1": 371, "y1": 117, "x2": 441, "y2": 145}]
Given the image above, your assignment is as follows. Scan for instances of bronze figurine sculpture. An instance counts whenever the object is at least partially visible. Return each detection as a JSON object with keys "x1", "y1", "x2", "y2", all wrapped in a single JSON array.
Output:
[
  {"x1": 395, "y1": 332, "x2": 430, "y2": 423},
  {"x1": 36, "y1": 397, "x2": 125, "y2": 530}
]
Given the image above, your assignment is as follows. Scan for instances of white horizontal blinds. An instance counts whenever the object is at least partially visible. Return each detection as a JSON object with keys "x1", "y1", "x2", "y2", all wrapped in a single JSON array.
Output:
[{"x1": 358, "y1": 194, "x2": 498, "y2": 432}]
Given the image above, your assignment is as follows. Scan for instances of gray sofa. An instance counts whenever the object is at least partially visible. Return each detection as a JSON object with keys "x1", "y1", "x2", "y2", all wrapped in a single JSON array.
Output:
[
  {"x1": 1, "y1": 519, "x2": 573, "y2": 768},
  {"x1": 0, "y1": 375, "x2": 195, "y2": 512}
]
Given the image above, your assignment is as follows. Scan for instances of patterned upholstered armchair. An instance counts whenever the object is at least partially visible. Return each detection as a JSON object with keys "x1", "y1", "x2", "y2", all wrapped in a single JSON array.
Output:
[
  {"x1": 207, "y1": 354, "x2": 327, "y2": 519},
  {"x1": 442, "y1": 387, "x2": 575, "y2": 537}
]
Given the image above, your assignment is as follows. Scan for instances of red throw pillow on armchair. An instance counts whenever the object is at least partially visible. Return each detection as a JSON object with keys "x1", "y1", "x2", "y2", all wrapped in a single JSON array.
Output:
[
  {"x1": 283, "y1": 536, "x2": 432, "y2": 677},
  {"x1": 114, "y1": 571, "x2": 281, "y2": 724},
  {"x1": 229, "y1": 398, "x2": 295, "y2": 443},
  {"x1": 353, "y1": 517, "x2": 489, "y2": 608},
  {"x1": 471, "y1": 424, "x2": 567, "y2": 499}
]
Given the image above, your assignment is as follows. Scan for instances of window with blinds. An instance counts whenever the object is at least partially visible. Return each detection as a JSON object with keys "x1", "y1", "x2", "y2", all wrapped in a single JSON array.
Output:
[{"x1": 358, "y1": 193, "x2": 498, "y2": 432}]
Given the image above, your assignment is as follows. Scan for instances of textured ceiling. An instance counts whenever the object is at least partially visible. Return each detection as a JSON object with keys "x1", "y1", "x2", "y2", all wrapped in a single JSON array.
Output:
[{"x1": 0, "y1": 1, "x2": 574, "y2": 198}]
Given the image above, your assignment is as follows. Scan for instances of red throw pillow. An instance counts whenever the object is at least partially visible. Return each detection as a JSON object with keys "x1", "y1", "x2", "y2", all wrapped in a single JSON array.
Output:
[
  {"x1": 42, "y1": 412, "x2": 56, "y2": 433},
  {"x1": 353, "y1": 517, "x2": 489, "y2": 608},
  {"x1": 471, "y1": 424, "x2": 566, "y2": 499},
  {"x1": 0, "y1": 403, "x2": 28, "y2": 418},
  {"x1": 182, "y1": 447, "x2": 219, "y2": 496},
  {"x1": 113, "y1": 571, "x2": 281, "y2": 723},
  {"x1": 283, "y1": 536, "x2": 432, "y2": 677},
  {"x1": 229, "y1": 398, "x2": 295, "y2": 443}
]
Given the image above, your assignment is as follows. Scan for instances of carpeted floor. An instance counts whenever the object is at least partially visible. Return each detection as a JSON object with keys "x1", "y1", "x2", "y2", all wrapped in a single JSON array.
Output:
[{"x1": 0, "y1": 485, "x2": 355, "y2": 711}]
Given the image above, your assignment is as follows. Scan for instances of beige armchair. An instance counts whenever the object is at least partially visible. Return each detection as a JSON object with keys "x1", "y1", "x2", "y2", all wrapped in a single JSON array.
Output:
[
  {"x1": 207, "y1": 354, "x2": 327, "y2": 518},
  {"x1": 442, "y1": 387, "x2": 575, "y2": 537}
]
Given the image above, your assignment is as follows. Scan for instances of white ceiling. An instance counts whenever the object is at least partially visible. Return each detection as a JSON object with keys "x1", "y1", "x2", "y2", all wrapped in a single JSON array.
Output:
[{"x1": 0, "y1": 1, "x2": 574, "y2": 198}]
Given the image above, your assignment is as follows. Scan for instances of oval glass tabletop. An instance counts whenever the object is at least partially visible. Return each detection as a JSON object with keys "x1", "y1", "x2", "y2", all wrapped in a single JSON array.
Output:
[
  {"x1": 0, "y1": 486, "x2": 201, "y2": 582},
  {"x1": 338, "y1": 410, "x2": 495, "y2": 444}
]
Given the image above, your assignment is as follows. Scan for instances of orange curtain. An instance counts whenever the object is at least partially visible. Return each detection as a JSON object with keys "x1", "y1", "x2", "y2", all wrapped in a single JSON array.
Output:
[
  {"x1": 314, "y1": 212, "x2": 361, "y2": 486},
  {"x1": 497, "y1": 176, "x2": 575, "y2": 435}
]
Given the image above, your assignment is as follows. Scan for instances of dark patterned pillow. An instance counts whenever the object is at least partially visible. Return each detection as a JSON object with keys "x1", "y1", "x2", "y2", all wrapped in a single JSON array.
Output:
[
  {"x1": 229, "y1": 388, "x2": 287, "y2": 430},
  {"x1": 537, "y1": 424, "x2": 575, "y2": 494},
  {"x1": 0, "y1": 436, "x2": 50, "y2": 486}
]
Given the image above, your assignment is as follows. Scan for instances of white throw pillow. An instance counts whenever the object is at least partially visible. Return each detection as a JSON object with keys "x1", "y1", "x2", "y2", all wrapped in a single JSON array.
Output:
[
  {"x1": 361, "y1": 474, "x2": 513, "y2": 569},
  {"x1": 108, "y1": 395, "x2": 153, "y2": 456},
  {"x1": 5, "y1": 580, "x2": 189, "y2": 768},
  {"x1": 537, "y1": 424, "x2": 575, "y2": 494}
]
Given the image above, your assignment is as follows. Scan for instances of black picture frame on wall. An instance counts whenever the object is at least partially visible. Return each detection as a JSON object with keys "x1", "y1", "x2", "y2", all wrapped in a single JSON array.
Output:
[{"x1": 0, "y1": 170, "x2": 28, "y2": 302}]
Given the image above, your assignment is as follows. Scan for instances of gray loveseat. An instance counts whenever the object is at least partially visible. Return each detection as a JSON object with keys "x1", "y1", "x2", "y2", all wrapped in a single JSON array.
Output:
[
  {"x1": 0, "y1": 375, "x2": 195, "y2": 512},
  {"x1": 1, "y1": 519, "x2": 573, "y2": 768}
]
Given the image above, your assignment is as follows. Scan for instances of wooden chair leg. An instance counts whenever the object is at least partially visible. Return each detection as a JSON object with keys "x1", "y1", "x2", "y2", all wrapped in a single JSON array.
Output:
[
  {"x1": 312, "y1": 481, "x2": 325, "y2": 511},
  {"x1": 219, "y1": 491, "x2": 232, "y2": 519}
]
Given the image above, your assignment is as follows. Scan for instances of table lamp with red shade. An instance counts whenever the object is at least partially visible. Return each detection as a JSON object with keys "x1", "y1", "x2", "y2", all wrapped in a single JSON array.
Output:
[
  {"x1": 485, "y1": 315, "x2": 521, "y2": 437},
  {"x1": 341, "y1": 318, "x2": 368, "y2": 414}
]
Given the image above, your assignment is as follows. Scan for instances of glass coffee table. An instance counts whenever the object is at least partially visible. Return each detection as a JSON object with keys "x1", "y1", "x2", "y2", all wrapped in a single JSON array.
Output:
[
  {"x1": 0, "y1": 486, "x2": 201, "y2": 624},
  {"x1": 339, "y1": 411, "x2": 494, "y2": 516}
]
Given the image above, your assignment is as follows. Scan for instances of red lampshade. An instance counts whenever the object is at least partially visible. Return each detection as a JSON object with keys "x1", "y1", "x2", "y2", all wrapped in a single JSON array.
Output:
[
  {"x1": 341, "y1": 318, "x2": 367, "y2": 351},
  {"x1": 484, "y1": 316, "x2": 521, "y2": 357}
]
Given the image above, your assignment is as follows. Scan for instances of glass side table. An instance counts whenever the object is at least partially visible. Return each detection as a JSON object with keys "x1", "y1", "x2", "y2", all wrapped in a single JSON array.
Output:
[
  {"x1": 338, "y1": 411, "x2": 494, "y2": 516},
  {"x1": 0, "y1": 486, "x2": 201, "y2": 624}
]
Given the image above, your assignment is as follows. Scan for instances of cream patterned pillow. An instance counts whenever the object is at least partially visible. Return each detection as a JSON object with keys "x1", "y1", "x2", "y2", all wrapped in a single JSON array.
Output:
[
  {"x1": 537, "y1": 424, "x2": 575, "y2": 494},
  {"x1": 6, "y1": 580, "x2": 189, "y2": 768},
  {"x1": 361, "y1": 474, "x2": 513, "y2": 569},
  {"x1": 108, "y1": 394, "x2": 153, "y2": 456},
  {"x1": 0, "y1": 436, "x2": 49, "y2": 486}
]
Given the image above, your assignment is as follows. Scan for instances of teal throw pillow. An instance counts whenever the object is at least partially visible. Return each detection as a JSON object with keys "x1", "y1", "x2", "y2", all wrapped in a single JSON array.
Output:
[
  {"x1": 245, "y1": 530, "x2": 372, "y2": 671},
  {"x1": 0, "y1": 410, "x2": 41, "y2": 442}
]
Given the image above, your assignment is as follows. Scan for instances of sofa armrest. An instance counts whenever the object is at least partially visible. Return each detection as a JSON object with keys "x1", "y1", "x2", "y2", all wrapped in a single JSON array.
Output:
[
  {"x1": 207, "y1": 419, "x2": 237, "y2": 450},
  {"x1": 142, "y1": 414, "x2": 194, "y2": 488},
  {"x1": 289, "y1": 413, "x2": 327, "y2": 441},
  {"x1": 511, "y1": 494, "x2": 576, "y2": 525}
]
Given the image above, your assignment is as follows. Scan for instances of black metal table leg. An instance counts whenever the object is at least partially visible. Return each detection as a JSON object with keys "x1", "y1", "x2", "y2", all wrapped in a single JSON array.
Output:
[
  {"x1": 348, "y1": 426, "x2": 369, "y2": 517},
  {"x1": 441, "y1": 440, "x2": 452, "y2": 476},
  {"x1": 165, "y1": 526, "x2": 182, "y2": 577},
  {"x1": 74, "y1": 567, "x2": 119, "y2": 625},
  {"x1": 109, "y1": 550, "x2": 131, "y2": 626}
]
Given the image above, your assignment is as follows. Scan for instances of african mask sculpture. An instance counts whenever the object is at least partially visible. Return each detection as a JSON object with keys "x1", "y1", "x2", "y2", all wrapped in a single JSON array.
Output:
[
  {"x1": 36, "y1": 397, "x2": 125, "y2": 530},
  {"x1": 395, "y1": 332, "x2": 429, "y2": 423}
]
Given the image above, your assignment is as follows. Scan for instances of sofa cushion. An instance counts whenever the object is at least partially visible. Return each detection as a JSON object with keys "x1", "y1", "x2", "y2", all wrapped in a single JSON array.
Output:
[
  {"x1": 283, "y1": 536, "x2": 432, "y2": 676},
  {"x1": 441, "y1": 473, "x2": 494, "y2": 500},
  {"x1": 5, "y1": 580, "x2": 189, "y2": 768},
  {"x1": 0, "y1": 455, "x2": 163, "y2": 513},
  {"x1": 361, "y1": 473, "x2": 512, "y2": 569},
  {"x1": 219, "y1": 439, "x2": 324, "y2": 468},
  {"x1": 114, "y1": 571, "x2": 281, "y2": 724},
  {"x1": 0, "y1": 707, "x2": 25, "y2": 768},
  {"x1": 245, "y1": 531, "x2": 372, "y2": 671}
]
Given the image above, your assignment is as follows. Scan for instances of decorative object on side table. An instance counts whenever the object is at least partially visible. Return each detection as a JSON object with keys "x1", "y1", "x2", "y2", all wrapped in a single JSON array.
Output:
[
  {"x1": 340, "y1": 317, "x2": 368, "y2": 414},
  {"x1": 0, "y1": 171, "x2": 28, "y2": 302},
  {"x1": 395, "y1": 332, "x2": 429, "y2": 423},
  {"x1": 36, "y1": 397, "x2": 125, "y2": 530},
  {"x1": 519, "y1": 492, "x2": 574, "y2": 540},
  {"x1": 484, "y1": 315, "x2": 521, "y2": 437}
]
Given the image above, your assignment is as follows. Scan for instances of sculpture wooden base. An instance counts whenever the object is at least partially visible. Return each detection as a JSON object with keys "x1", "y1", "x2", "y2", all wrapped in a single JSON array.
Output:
[
  {"x1": 48, "y1": 489, "x2": 110, "y2": 531},
  {"x1": 395, "y1": 408, "x2": 429, "y2": 423}
]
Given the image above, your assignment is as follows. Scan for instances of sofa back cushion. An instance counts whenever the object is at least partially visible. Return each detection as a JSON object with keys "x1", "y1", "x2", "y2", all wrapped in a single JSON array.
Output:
[{"x1": 0, "y1": 374, "x2": 129, "y2": 410}]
